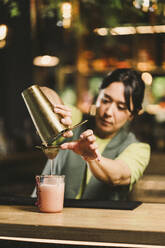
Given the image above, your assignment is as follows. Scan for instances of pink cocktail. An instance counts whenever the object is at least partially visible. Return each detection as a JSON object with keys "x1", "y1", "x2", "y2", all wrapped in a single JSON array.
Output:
[{"x1": 36, "y1": 175, "x2": 65, "y2": 213}]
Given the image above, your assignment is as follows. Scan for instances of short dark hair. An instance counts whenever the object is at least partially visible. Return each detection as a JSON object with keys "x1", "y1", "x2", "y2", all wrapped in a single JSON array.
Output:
[{"x1": 100, "y1": 68, "x2": 145, "y2": 116}]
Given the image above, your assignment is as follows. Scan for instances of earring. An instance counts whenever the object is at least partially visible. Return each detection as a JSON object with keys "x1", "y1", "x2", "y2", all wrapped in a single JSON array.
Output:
[{"x1": 89, "y1": 105, "x2": 96, "y2": 116}]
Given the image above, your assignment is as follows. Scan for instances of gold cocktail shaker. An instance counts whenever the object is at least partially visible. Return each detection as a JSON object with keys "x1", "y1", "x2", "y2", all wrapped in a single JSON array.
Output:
[
  {"x1": 21, "y1": 84, "x2": 88, "y2": 159},
  {"x1": 21, "y1": 85, "x2": 67, "y2": 147}
]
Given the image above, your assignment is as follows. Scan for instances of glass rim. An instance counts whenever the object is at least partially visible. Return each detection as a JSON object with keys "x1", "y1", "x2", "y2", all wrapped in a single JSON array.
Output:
[{"x1": 36, "y1": 174, "x2": 65, "y2": 178}]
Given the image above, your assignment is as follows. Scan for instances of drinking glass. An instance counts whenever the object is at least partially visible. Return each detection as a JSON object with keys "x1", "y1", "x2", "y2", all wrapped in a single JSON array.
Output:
[{"x1": 36, "y1": 175, "x2": 65, "y2": 213}]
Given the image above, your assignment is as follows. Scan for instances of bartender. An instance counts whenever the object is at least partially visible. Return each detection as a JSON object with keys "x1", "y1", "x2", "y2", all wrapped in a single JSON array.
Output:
[{"x1": 33, "y1": 68, "x2": 150, "y2": 200}]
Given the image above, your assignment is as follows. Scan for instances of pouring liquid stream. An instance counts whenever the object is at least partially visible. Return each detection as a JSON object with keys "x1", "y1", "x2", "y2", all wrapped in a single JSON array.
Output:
[{"x1": 50, "y1": 159, "x2": 53, "y2": 175}]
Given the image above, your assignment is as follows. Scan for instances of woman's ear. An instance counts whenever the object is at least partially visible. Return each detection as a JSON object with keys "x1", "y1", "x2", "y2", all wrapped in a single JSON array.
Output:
[{"x1": 128, "y1": 107, "x2": 144, "y2": 121}]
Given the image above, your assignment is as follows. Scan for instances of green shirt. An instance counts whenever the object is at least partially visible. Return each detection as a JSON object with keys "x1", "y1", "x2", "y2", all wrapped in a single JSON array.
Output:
[{"x1": 70, "y1": 105, "x2": 150, "y2": 197}]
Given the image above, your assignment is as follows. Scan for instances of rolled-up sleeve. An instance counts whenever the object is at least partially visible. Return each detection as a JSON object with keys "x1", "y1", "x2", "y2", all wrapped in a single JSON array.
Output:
[{"x1": 116, "y1": 143, "x2": 151, "y2": 190}]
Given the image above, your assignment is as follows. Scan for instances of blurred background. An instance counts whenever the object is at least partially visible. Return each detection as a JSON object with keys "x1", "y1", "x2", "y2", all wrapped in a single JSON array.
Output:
[{"x1": 1, "y1": 0, "x2": 165, "y2": 202}]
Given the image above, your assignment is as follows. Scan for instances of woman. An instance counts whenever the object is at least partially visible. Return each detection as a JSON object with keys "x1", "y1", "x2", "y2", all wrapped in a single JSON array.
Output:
[{"x1": 33, "y1": 68, "x2": 150, "y2": 200}]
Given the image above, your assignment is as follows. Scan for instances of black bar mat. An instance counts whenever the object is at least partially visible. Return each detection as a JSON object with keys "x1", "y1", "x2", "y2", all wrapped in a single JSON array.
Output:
[
  {"x1": 64, "y1": 198, "x2": 142, "y2": 210},
  {"x1": 0, "y1": 196, "x2": 141, "y2": 210},
  {"x1": 0, "y1": 196, "x2": 36, "y2": 206}
]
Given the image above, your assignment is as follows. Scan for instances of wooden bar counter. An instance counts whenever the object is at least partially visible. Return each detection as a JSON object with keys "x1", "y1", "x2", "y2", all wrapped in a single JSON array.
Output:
[{"x1": 0, "y1": 202, "x2": 165, "y2": 247}]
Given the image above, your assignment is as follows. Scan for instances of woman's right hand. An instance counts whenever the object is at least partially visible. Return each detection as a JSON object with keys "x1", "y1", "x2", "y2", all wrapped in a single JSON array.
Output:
[
  {"x1": 54, "y1": 104, "x2": 73, "y2": 137},
  {"x1": 40, "y1": 86, "x2": 73, "y2": 138}
]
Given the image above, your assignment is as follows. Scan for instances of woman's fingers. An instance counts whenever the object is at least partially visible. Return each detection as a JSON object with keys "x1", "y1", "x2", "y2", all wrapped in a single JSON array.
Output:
[
  {"x1": 63, "y1": 130, "x2": 73, "y2": 137},
  {"x1": 60, "y1": 141, "x2": 77, "y2": 150},
  {"x1": 79, "y1": 130, "x2": 101, "y2": 161},
  {"x1": 80, "y1": 129, "x2": 96, "y2": 143},
  {"x1": 54, "y1": 105, "x2": 72, "y2": 117},
  {"x1": 61, "y1": 116, "x2": 72, "y2": 126},
  {"x1": 86, "y1": 135, "x2": 96, "y2": 143},
  {"x1": 54, "y1": 104, "x2": 72, "y2": 128},
  {"x1": 80, "y1": 129, "x2": 93, "y2": 138},
  {"x1": 54, "y1": 104, "x2": 71, "y2": 111},
  {"x1": 89, "y1": 143, "x2": 98, "y2": 150}
]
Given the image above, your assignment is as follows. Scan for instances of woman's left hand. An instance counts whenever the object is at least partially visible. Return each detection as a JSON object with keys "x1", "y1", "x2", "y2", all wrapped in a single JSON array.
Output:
[{"x1": 60, "y1": 129, "x2": 101, "y2": 161}]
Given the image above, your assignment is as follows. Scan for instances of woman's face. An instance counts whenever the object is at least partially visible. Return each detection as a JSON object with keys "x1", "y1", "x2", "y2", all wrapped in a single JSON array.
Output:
[{"x1": 95, "y1": 82, "x2": 133, "y2": 138}]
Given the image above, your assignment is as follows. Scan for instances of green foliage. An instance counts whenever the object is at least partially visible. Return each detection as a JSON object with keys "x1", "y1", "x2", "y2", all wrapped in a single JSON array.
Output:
[
  {"x1": 1, "y1": 0, "x2": 164, "y2": 26},
  {"x1": 80, "y1": 0, "x2": 148, "y2": 29},
  {"x1": 152, "y1": 77, "x2": 165, "y2": 100},
  {"x1": 40, "y1": 0, "x2": 61, "y2": 19},
  {"x1": 10, "y1": 1, "x2": 20, "y2": 17},
  {"x1": 2, "y1": 0, "x2": 20, "y2": 17}
]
